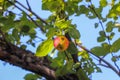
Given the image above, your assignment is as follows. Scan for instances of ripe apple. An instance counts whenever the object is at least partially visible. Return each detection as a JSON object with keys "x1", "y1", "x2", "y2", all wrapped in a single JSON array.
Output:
[{"x1": 53, "y1": 36, "x2": 69, "y2": 51}]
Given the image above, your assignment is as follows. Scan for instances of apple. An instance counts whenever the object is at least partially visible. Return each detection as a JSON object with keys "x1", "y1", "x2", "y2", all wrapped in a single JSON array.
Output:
[{"x1": 53, "y1": 36, "x2": 69, "y2": 51}]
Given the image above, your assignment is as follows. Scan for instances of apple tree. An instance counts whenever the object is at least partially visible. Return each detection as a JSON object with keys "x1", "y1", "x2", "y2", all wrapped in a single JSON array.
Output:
[{"x1": 0, "y1": 0, "x2": 120, "y2": 80}]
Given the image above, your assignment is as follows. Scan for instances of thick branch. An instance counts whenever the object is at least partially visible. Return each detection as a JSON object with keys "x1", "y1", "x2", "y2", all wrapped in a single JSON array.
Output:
[
  {"x1": 0, "y1": 38, "x2": 56, "y2": 80},
  {"x1": 0, "y1": 38, "x2": 80, "y2": 80}
]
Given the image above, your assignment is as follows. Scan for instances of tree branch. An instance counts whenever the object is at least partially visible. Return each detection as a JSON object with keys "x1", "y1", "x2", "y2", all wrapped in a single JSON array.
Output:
[
  {"x1": 0, "y1": 38, "x2": 56, "y2": 80},
  {"x1": 0, "y1": 38, "x2": 80, "y2": 80},
  {"x1": 76, "y1": 43, "x2": 120, "y2": 77},
  {"x1": 88, "y1": 1, "x2": 120, "y2": 73}
]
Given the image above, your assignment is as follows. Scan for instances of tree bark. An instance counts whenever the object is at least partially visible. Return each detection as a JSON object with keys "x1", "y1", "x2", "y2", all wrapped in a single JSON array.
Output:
[
  {"x1": 0, "y1": 38, "x2": 56, "y2": 80},
  {"x1": 0, "y1": 38, "x2": 81, "y2": 80}
]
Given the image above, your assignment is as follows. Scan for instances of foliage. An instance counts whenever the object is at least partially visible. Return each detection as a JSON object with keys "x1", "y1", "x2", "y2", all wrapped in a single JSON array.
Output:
[
  {"x1": 24, "y1": 73, "x2": 41, "y2": 80},
  {"x1": 36, "y1": 39, "x2": 53, "y2": 57},
  {"x1": 0, "y1": 0, "x2": 120, "y2": 80}
]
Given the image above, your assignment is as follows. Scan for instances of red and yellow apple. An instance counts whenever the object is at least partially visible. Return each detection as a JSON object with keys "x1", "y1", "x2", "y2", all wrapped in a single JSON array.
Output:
[{"x1": 53, "y1": 36, "x2": 69, "y2": 51}]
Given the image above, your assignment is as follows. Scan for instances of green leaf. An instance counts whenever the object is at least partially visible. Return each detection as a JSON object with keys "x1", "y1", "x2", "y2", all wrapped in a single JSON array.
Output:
[
  {"x1": 100, "y1": 0, "x2": 107, "y2": 7},
  {"x1": 106, "y1": 21, "x2": 114, "y2": 32},
  {"x1": 77, "y1": 69, "x2": 89, "y2": 80},
  {"x1": 21, "y1": 25, "x2": 30, "y2": 33},
  {"x1": 97, "y1": 31, "x2": 106, "y2": 42},
  {"x1": 73, "y1": 62, "x2": 80, "y2": 69},
  {"x1": 0, "y1": 15, "x2": 15, "y2": 31},
  {"x1": 78, "y1": 51, "x2": 89, "y2": 59},
  {"x1": 118, "y1": 28, "x2": 120, "y2": 32},
  {"x1": 35, "y1": 39, "x2": 53, "y2": 57},
  {"x1": 12, "y1": 29, "x2": 20, "y2": 41},
  {"x1": 50, "y1": 52, "x2": 65, "y2": 68},
  {"x1": 88, "y1": 14, "x2": 96, "y2": 19},
  {"x1": 109, "y1": 32, "x2": 115, "y2": 40},
  {"x1": 107, "y1": 3, "x2": 120, "y2": 18},
  {"x1": 64, "y1": 60, "x2": 74, "y2": 72},
  {"x1": 55, "y1": 60, "x2": 74, "y2": 76},
  {"x1": 24, "y1": 73, "x2": 41, "y2": 80},
  {"x1": 111, "y1": 56, "x2": 117, "y2": 62},
  {"x1": 101, "y1": 42, "x2": 111, "y2": 53},
  {"x1": 91, "y1": 46, "x2": 109, "y2": 56},
  {"x1": 46, "y1": 28, "x2": 57, "y2": 38},
  {"x1": 76, "y1": 5, "x2": 89, "y2": 16},
  {"x1": 16, "y1": 12, "x2": 37, "y2": 30},
  {"x1": 107, "y1": 10, "x2": 117, "y2": 18},
  {"x1": 99, "y1": 31, "x2": 105, "y2": 37},
  {"x1": 67, "y1": 42, "x2": 78, "y2": 54},
  {"x1": 42, "y1": 0, "x2": 62, "y2": 12},
  {"x1": 68, "y1": 27, "x2": 80, "y2": 39},
  {"x1": 97, "y1": 36, "x2": 106, "y2": 42},
  {"x1": 102, "y1": 18, "x2": 107, "y2": 22},
  {"x1": 111, "y1": 38, "x2": 120, "y2": 52},
  {"x1": 96, "y1": 67, "x2": 102, "y2": 72},
  {"x1": 65, "y1": 1, "x2": 80, "y2": 16},
  {"x1": 50, "y1": 57, "x2": 64, "y2": 68},
  {"x1": 86, "y1": 0, "x2": 91, "y2": 2},
  {"x1": 95, "y1": 7, "x2": 103, "y2": 17},
  {"x1": 55, "y1": 20, "x2": 70, "y2": 29},
  {"x1": 94, "y1": 23, "x2": 99, "y2": 28}
]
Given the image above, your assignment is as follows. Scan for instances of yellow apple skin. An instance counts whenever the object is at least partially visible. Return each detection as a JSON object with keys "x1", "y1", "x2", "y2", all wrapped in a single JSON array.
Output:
[{"x1": 53, "y1": 36, "x2": 69, "y2": 51}]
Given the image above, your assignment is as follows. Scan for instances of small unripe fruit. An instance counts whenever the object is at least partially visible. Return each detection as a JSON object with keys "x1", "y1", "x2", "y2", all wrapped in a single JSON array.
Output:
[{"x1": 53, "y1": 36, "x2": 69, "y2": 51}]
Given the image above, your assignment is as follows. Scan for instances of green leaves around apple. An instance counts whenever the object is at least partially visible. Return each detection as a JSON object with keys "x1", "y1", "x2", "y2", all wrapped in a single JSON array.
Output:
[
  {"x1": 35, "y1": 39, "x2": 53, "y2": 57},
  {"x1": 67, "y1": 27, "x2": 80, "y2": 39}
]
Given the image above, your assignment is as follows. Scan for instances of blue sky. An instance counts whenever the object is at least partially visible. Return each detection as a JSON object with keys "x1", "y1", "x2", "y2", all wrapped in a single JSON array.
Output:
[{"x1": 0, "y1": 0, "x2": 120, "y2": 80}]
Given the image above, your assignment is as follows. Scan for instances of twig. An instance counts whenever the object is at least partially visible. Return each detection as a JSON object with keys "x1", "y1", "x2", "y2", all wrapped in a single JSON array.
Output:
[
  {"x1": 98, "y1": 63, "x2": 109, "y2": 68},
  {"x1": 88, "y1": 1, "x2": 110, "y2": 45},
  {"x1": 6, "y1": 0, "x2": 45, "y2": 32},
  {"x1": 76, "y1": 43, "x2": 120, "y2": 77},
  {"x1": 88, "y1": 1, "x2": 120, "y2": 72},
  {"x1": 26, "y1": 0, "x2": 32, "y2": 11},
  {"x1": 15, "y1": 0, "x2": 48, "y2": 25}
]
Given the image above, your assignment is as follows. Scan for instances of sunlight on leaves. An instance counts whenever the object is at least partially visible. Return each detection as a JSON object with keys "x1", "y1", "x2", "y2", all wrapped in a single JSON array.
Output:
[
  {"x1": 55, "y1": 19, "x2": 70, "y2": 29},
  {"x1": 35, "y1": 39, "x2": 53, "y2": 57},
  {"x1": 100, "y1": 0, "x2": 107, "y2": 7},
  {"x1": 78, "y1": 51, "x2": 89, "y2": 59}
]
